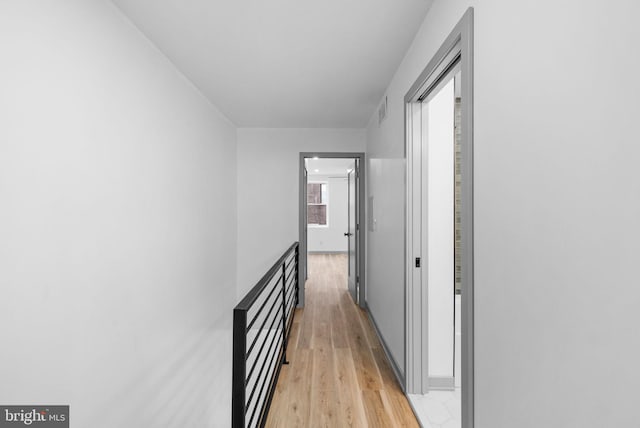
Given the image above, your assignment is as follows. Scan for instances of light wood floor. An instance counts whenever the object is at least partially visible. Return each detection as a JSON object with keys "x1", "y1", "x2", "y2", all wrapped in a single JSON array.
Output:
[{"x1": 266, "y1": 254, "x2": 419, "y2": 428}]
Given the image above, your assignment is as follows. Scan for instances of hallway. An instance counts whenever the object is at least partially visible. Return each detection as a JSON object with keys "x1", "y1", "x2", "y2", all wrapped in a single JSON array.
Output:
[{"x1": 266, "y1": 254, "x2": 419, "y2": 427}]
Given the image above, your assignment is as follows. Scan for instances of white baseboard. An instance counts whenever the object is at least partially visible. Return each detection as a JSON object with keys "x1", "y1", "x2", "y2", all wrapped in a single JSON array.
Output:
[{"x1": 428, "y1": 376, "x2": 455, "y2": 390}]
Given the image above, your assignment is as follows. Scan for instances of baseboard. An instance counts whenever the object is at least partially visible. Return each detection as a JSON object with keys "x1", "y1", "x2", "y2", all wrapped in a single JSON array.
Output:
[
  {"x1": 364, "y1": 302, "x2": 406, "y2": 389},
  {"x1": 428, "y1": 376, "x2": 455, "y2": 390},
  {"x1": 307, "y1": 250, "x2": 348, "y2": 254}
]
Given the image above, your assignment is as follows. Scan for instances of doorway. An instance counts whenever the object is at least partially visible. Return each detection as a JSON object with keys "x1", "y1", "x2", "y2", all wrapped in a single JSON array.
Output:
[
  {"x1": 298, "y1": 153, "x2": 366, "y2": 309},
  {"x1": 404, "y1": 8, "x2": 474, "y2": 428}
]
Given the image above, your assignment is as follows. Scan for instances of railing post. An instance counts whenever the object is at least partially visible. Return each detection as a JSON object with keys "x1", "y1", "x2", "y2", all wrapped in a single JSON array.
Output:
[
  {"x1": 281, "y1": 260, "x2": 289, "y2": 365},
  {"x1": 232, "y1": 308, "x2": 247, "y2": 427}
]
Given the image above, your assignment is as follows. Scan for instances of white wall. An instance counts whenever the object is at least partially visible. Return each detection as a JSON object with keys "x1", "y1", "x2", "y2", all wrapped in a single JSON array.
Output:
[
  {"x1": 236, "y1": 128, "x2": 365, "y2": 299},
  {"x1": 366, "y1": 0, "x2": 640, "y2": 426},
  {"x1": 307, "y1": 174, "x2": 349, "y2": 253},
  {"x1": 0, "y1": 1, "x2": 237, "y2": 426}
]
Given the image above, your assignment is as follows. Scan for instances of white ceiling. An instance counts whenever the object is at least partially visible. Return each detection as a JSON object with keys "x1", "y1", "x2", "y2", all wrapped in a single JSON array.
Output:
[
  {"x1": 112, "y1": 0, "x2": 433, "y2": 128},
  {"x1": 306, "y1": 158, "x2": 355, "y2": 176}
]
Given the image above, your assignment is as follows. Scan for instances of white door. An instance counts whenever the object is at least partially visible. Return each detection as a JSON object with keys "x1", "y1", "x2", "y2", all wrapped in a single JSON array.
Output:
[
  {"x1": 423, "y1": 76, "x2": 456, "y2": 385},
  {"x1": 407, "y1": 65, "x2": 460, "y2": 392},
  {"x1": 347, "y1": 160, "x2": 359, "y2": 303}
]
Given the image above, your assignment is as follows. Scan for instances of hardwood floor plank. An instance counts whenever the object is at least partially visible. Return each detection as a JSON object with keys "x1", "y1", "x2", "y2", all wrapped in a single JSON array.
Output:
[
  {"x1": 313, "y1": 321, "x2": 332, "y2": 352},
  {"x1": 288, "y1": 316, "x2": 301, "y2": 351},
  {"x1": 330, "y1": 296, "x2": 349, "y2": 349},
  {"x1": 362, "y1": 389, "x2": 394, "y2": 427},
  {"x1": 339, "y1": 294, "x2": 383, "y2": 391},
  {"x1": 334, "y1": 348, "x2": 367, "y2": 427},
  {"x1": 283, "y1": 348, "x2": 313, "y2": 427},
  {"x1": 265, "y1": 254, "x2": 418, "y2": 427},
  {"x1": 383, "y1": 389, "x2": 421, "y2": 428},
  {"x1": 309, "y1": 389, "x2": 342, "y2": 428},
  {"x1": 358, "y1": 309, "x2": 383, "y2": 349},
  {"x1": 311, "y1": 346, "x2": 336, "y2": 392},
  {"x1": 371, "y1": 347, "x2": 399, "y2": 389}
]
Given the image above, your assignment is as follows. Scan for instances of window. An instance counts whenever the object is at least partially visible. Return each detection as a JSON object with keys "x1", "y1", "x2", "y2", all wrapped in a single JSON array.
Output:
[{"x1": 307, "y1": 182, "x2": 328, "y2": 226}]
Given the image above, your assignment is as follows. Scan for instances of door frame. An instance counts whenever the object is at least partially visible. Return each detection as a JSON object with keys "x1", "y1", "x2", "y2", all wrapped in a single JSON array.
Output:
[
  {"x1": 298, "y1": 152, "x2": 366, "y2": 308},
  {"x1": 404, "y1": 7, "x2": 474, "y2": 427},
  {"x1": 346, "y1": 159, "x2": 361, "y2": 304}
]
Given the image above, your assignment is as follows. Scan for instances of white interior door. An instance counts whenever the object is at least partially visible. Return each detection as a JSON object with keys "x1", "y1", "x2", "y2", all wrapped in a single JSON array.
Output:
[
  {"x1": 407, "y1": 66, "x2": 459, "y2": 393},
  {"x1": 423, "y1": 77, "x2": 455, "y2": 383}
]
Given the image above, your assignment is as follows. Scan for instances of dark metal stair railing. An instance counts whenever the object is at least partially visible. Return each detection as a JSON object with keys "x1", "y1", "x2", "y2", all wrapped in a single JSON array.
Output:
[{"x1": 232, "y1": 242, "x2": 299, "y2": 428}]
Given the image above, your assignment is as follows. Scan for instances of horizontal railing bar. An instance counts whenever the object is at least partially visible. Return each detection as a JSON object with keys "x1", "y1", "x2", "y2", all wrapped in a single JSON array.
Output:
[
  {"x1": 285, "y1": 302, "x2": 295, "y2": 321},
  {"x1": 284, "y1": 309, "x2": 294, "y2": 334},
  {"x1": 286, "y1": 275, "x2": 297, "y2": 295},
  {"x1": 284, "y1": 261, "x2": 295, "y2": 281},
  {"x1": 286, "y1": 276, "x2": 297, "y2": 305},
  {"x1": 246, "y1": 330, "x2": 282, "y2": 399},
  {"x1": 255, "y1": 346, "x2": 286, "y2": 428},
  {"x1": 283, "y1": 269, "x2": 295, "y2": 290},
  {"x1": 284, "y1": 287, "x2": 296, "y2": 313},
  {"x1": 251, "y1": 345, "x2": 284, "y2": 428},
  {"x1": 255, "y1": 280, "x2": 297, "y2": 426},
  {"x1": 285, "y1": 289, "x2": 295, "y2": 310},
  {"x1": 285, "y1": 265, "x2": 296, "y2": 285},
  {"x1": 283, "y1": 267, "x2": 295, "y2": 290},
  {"x1": 247, "y1": 345, "x2": 283, "y2": 428},
  {"x1": 235, "y1": 243, "x2": 298, "y2": 311},
  {"x1": 245, "y1": 305, "x2": 283, "y2": 384},
  {"x1": 285, "y1": 301, "x2": 296, "y2": 338},
  {"x1": 285, "y1": 298, "x2": 294, "y2": 318},
  {"x1": 284, "y1": 255, "x2": 295, "y2": 272},
  {"x1": 284, "y1": 311, "x2": 294, "y2": 339},
  {"x1": 285, "y1": 273, "x2": 296, "y2": 292},
  {"x1": 246, "y1": 275, "x2": 282, "y2": 331},
  {"x1": 232, "y1": 241, "x2": 298, "y2": 428},
  {"x1": 245, "y1": 329, "x2": 283, "y2": 414},
  {"x1": 285, "y1": 278, "x2": 296, "y2": 297},
  {"x1": 246, "y1": 292, "x2": 283, "y2": 357}
]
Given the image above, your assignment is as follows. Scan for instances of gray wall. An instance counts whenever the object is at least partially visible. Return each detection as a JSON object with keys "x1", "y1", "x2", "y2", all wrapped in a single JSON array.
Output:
[
  {"x1": 0, "y1": 1, "x2": 237, "y2": 426},
  {"x1": 366, "y1": 0, "x2": 640, "y2": 426}
]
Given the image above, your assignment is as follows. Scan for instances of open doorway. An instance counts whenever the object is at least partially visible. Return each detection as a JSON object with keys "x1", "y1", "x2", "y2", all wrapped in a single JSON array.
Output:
[
  {"x1": 298, "y1": 153, "x2": 366, "y2": 309},
  {"x1": 404, "y1": 9, "x2": 473, "y2": 428}
]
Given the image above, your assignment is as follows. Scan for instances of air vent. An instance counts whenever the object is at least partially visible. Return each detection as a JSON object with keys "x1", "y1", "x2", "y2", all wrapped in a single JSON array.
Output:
[{"x1": 378, "y1": 96, "x2": 388, "y2": 126}]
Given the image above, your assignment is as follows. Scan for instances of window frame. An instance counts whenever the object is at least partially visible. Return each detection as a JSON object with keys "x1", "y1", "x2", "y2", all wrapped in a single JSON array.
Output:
[{"x1": 307, "y1": 180, "x2": 329, "y2": 228}]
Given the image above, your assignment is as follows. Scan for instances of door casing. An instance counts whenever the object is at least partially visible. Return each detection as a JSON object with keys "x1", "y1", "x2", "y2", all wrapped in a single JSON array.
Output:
[
  {"x1": 404, "y1": 7, "x2": 474, "y2": 428},
  {"x1": 298, "y1": 152, "x2": 366, "y2": 308}
]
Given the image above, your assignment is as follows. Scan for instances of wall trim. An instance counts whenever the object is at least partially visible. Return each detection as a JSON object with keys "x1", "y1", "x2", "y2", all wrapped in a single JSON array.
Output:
[
  {"x1": 365, "y1": 302, "x2": 406, "y2": 389},
  {"x1": 307, "y1": 251, "x2": 348, "y2": 255}
]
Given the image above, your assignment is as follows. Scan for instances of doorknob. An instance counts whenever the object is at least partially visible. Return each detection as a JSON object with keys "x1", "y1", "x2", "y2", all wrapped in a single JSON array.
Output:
[{"x1": 344, "y1": 232, "x2": 353, "y2": 236}]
